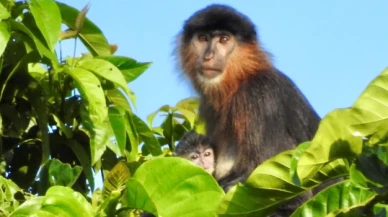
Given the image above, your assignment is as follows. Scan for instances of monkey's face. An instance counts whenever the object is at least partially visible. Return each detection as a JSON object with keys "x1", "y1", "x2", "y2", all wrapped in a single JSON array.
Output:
[
  {"x1": 186, "y1": 146, "x2": 215, "y2": 174},
  {"x1": 191, "y1": 31, "x2": 237, "y2": 83}
]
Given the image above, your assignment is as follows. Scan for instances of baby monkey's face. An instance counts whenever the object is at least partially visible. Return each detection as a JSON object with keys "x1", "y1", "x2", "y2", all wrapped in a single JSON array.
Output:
[{"x1": 186, "y1": 145, "x2": 215, "y2": 175}]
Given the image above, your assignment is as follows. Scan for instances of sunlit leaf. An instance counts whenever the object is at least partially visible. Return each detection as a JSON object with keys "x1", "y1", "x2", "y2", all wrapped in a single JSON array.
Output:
[
  {"x1": 291, "y1": 180, "x2": 376, "y2": 217},
  {"x1": 28, "y1": 0, "x2": 61, "y2": 51},
  {"x1": 78, "y1": 58, "x2": 136, "y2": 106},
  {"x1": 108, "y1": 107, "x2": 126, "y2": 156},
  {"x1": 97, "y1": 56, "x2": 151, "y2": 83},
  {"x1": 57, "y1": 2, "x2": 111, "y2": 56},
  {"x1": 0, "y1": 3, "x2": 10, "y2": 19},
  {"x1": 0, "y1": 21, "x2": 10, "y2": 56},
  {"x1": 125, "y1": 158, "x2": 224, "y2": 217}
]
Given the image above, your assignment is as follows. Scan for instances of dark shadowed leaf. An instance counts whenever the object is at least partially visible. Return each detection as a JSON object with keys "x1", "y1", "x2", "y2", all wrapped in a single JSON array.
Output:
[
  {"x1": 56, "y1": 2, "x2": 111, "y2": 56},
  {"x1": 97, "y1": 56, "x2": 151, "y2": 83},
  {"x1": 132, "y1": 114, "x2": 162, "y2": 156},
  {"x1": 125, "y1": 158, "x2": 224, "y2": 217},
  {"x1": 65, "y1": 138, "x2": 95, "y2": 192},
  {"x1": 291, "y1": 180, "x2": 376, "y2": 217},
  {"x1": 28, "y1": 0, "x2": 61, "y2": 51},
  {"x1": 351, "y1": 153, "x2": 388, "y2": 195}
]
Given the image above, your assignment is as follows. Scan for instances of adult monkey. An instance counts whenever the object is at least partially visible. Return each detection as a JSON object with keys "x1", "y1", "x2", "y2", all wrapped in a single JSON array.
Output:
[{"x1": 177, "y1": 4, "x2": 321, "y2": 215}]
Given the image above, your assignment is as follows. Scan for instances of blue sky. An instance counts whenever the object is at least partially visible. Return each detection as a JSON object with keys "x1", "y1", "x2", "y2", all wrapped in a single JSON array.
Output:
[{"x1": 63, "y1": 0, "x2": 388, "y2": 122}]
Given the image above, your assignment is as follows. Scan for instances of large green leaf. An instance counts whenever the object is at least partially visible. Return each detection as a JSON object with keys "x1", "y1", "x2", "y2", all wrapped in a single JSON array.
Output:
[
  {"x1": 10, "y1": 186, "x2": 94, "y2": 217},
  {"x1": 124, "y1": 157, "x2": 224, "y2": 217},
  {"x1": 97, "y1": 56, "x2": 151, "y2": 83},
  {"x1": 108, "y1": 107, "x2": 126, "y2": 156},
  {"x1": 56, "y1": 2, "x2": 111, "y2": 56},
  {"x1": 297, "y1": 109, "x2": 363, "y2": 181},
  {"x1": 0, "y1": 176, "x2": 24, "y2": 213},
  {"x1": 28, "y1": 0, "x2": 61, "y2": 51},
  {"x1": 349, "y1": 67, "x2": 388, "y2": 145},
  {"x1": 291, "y1": 180, "x2": 376, "y2": 217},
  {"x1": 78, "y1": 58, "x2": 136, "y2": 106},
  {"x1": 0, "y1": 21, "x2": 10, "y2": 56},
  {"x1": 65, "y1": 67, "x2": 108, "y2": 164},
  {"x1": 218, "y1": 151, "x2": 348, "y2": 216}
]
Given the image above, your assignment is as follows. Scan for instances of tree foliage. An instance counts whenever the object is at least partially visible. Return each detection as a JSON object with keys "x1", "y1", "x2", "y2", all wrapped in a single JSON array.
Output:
[{"x1": 1, "y1": 0, "x2": 388, "y2": 217}]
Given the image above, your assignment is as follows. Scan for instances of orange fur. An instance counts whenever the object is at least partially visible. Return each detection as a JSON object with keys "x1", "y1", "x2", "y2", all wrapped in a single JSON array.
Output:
[{"x1": 180, "y1": 40, "x2": 272, "y2": 143}]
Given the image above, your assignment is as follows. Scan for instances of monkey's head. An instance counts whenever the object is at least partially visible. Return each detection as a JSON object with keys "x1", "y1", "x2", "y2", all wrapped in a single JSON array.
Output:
[
  {"x1": 178, "y1": 4, "x2": 271, "y2": 101},
  {"x1": 175, "y1": 131, "x2": 215, "y2": 174}
]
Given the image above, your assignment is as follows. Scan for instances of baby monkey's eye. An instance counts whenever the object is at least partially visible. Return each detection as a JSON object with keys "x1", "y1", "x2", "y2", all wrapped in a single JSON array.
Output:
[{"x1": 190, "y1": 154, "x2": 199, "y2": 160}]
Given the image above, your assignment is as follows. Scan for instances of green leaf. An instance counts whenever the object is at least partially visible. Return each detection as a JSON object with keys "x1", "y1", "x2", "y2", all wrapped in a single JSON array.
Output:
[
  {"x1": 78, "y1": 58, "x2": 136, "y2": 106},
  {"x1": 351, "y1": 153, "x2": 388, "y2": 195},
  {"x1": 47, "y1": 159, "x2": 82, "y2": 187},
  {"x1": 298, "y1": 109, "x2": 363, "y2": 181},
  {"x1": 291, "y1": 180, "x2": 376, "y2": 217},
  {"x1": 102, "y1": 161, "x2": 131, "y2": 197},
  {"x1": 106, "y1": 88, "x2": 132, "y2": 113},
  {"x1": 125, "y1": 158, "x2": 224, "y2": 217},
  {"x1": 218, "y1": 151, "x2": 348, "y2": 216},
  {"x1": 66, "y1": 138, "x2": 95, "y2": 191},
  {"x1": 9, "y1": 20, "x2": 59, "y2": 68},
  {"x1": 0, "y1": 3, "x2": 10, "y2": 19},
  {"x1": 0, "y1": 21, "x2": 10, "y2": 56},
  {"x1": 66, "y1": 67, "x2": 107, "y2": 127},
  {"x1": 42, "y1": 186, "x2": 94, "y2": 216},
  {"x1": 97, "y1": 56, "x2": 151, "y2": 83},
  {"x1": 108, "y1": 107, "x2": 126, "y2": 156},
  {"x1": 10, "y1": 186, "x2": 93, "y2": 216},
  {"x1": 28, "y1": 0, "x2": 61, "y2": 51},
  {"x1": 349, "y1": 67, "x2": 388, "y2": 145},
  {"x1": 56, "y1": 2, "x2": 111, "y2": 56},
  {"x1": 147, "y1": 105, "x2": 171, "y2": 127},
  {"x1": 65, "y1": 67, "x2": 108, "y2": 164},
  {"x1": 126, "y1": 112, "x2": 139, "y2": 161},
  {"x1": 132, "y1": 114, "x2": 163, "y2": 156}
]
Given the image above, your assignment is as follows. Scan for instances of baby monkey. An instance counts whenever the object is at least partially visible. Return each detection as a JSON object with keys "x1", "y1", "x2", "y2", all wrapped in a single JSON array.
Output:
[{"x1": 174, "y1": 131, "x2": 215, "y2": 175}]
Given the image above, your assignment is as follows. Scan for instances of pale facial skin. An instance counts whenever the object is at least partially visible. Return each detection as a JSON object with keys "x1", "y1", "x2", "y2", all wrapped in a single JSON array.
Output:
[
  {"x1": 183, "y1": 145, "x2": 215, "y2": 174},
  {"x1": 191, "y1": 31, "x2": 237, "y2": 81}
]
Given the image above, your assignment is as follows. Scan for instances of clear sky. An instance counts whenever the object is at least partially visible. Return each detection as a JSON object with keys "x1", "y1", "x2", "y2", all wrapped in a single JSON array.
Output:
[{"x1": 62, "y1": 0, "x2": 388, "y2": 122}]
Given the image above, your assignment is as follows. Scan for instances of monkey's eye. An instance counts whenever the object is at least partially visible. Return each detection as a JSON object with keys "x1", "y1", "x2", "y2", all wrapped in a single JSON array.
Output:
[
  {"x1": 197, "y1": 34, "x2": 208, "y2": 42},
  {"x1": 204, "y1": 151, "x2": 212, "y2": 157},
  {"x1": 219, "y1": 36, "x2": 229, "y2": 44},
  {"x1": 190, "y1": 154, "x2": 199, "y2": 160}
]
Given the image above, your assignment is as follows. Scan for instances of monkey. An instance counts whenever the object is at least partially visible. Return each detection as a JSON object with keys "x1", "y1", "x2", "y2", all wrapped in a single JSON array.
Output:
[
  {"x1": 176, "y1": 4, "x2": 321, "y2": 216},
  {"x1": 174, "y1": 131, "x2": 215, "y2": 175}
]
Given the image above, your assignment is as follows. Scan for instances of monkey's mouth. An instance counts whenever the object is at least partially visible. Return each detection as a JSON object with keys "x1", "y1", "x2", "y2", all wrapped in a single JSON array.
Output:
[{"x1": 200, "y1": 67, "x2": 222, "y2": 79}]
